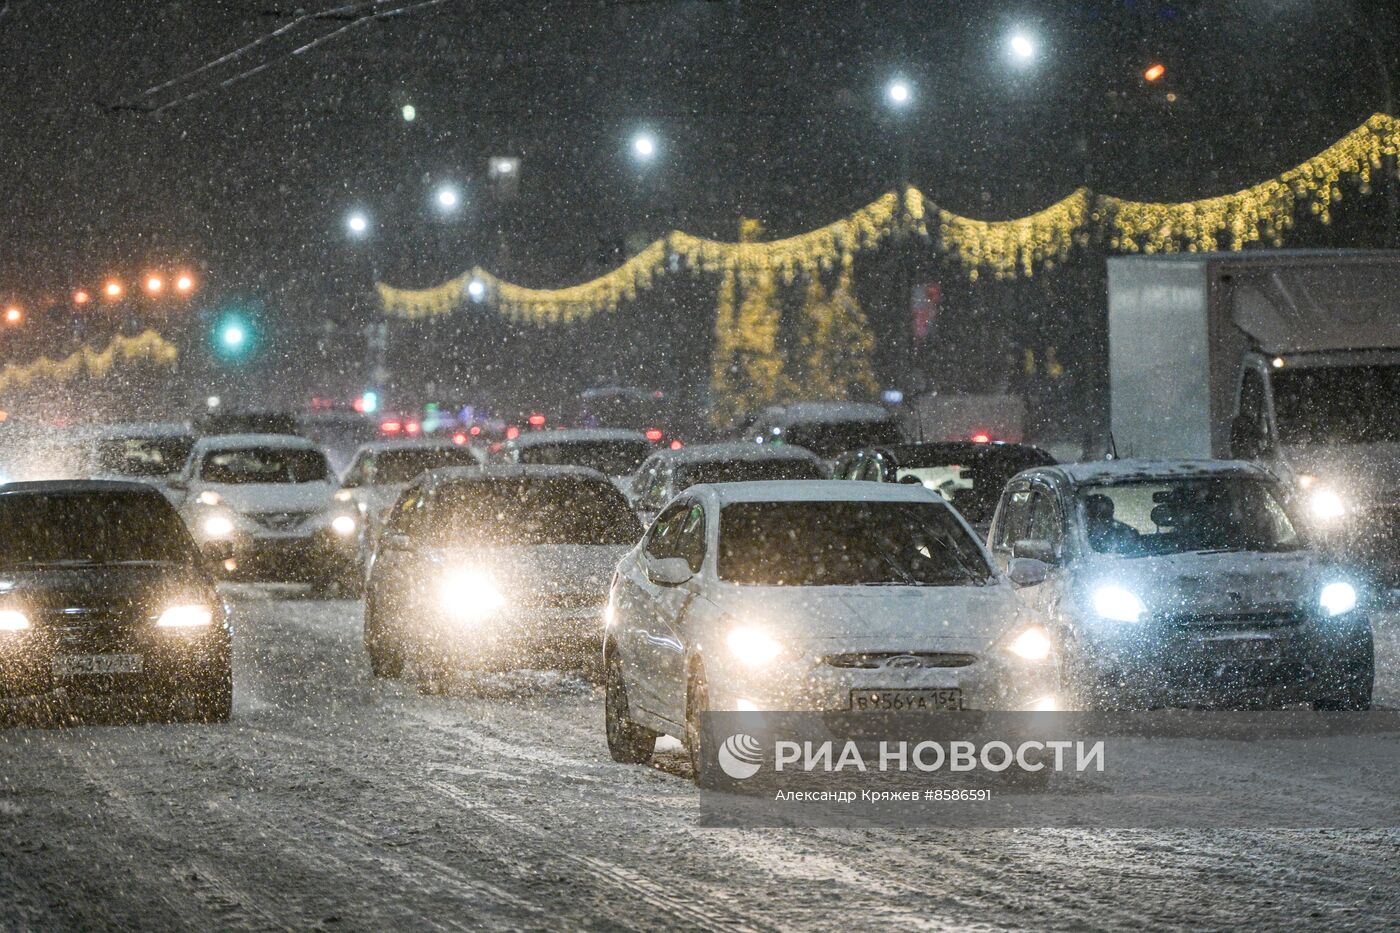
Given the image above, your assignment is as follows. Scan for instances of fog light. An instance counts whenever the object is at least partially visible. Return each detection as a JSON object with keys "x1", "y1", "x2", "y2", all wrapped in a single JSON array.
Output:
[{"x1": 1320, "y1": 581, "x2": 1357, "y2": 617}]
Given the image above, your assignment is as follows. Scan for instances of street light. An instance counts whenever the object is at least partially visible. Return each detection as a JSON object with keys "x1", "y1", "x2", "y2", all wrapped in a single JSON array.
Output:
[
  {"x1": 886, "y1": 78, "x2": 912, "y2": 107},
  {"x1": 1007, "y1": 30, "x2": 1037, "y2": 66},
  {"x1": 347, "y1": 211, "x2": 369, "y2": 236},
  {"x1": 4, "y1": 307, "x2": 21, "y2": 325},
  {"x1": 146, "y1": 276, "x2": 163, "y2": 294},
  {"x1": 73, "y1": 290, "x2": 90, "y2": 305},
  {"x1": 104, "y1": 280, "x2": 123, "y2": 299},
  {"x1": 435, "y1": 184, "x2": 460, "y2": 212},
  {"x1": 631, "y1": 132, "x2": 657, "y2": 161},
  {"x1": 176, "y1": 274, "x2": 194, "y2": 293},
  {"x1": 401, "y1": 103, "x2": 416, "y2": 122},
  {"x1": 467, "y1": 278, "x2": 486, "y2": 301}
]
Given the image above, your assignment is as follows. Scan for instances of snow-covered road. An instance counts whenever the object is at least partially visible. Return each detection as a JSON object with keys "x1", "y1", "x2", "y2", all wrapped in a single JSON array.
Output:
[{"x1": 3, "y1": 587, "x2": 1399, "y2": 931}]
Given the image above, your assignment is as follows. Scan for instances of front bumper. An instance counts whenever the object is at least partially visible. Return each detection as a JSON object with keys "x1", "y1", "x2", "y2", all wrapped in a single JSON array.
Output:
[
  {"x1": 200, "y1": 530, "x2": 363, "y2": 580},
  {"x1": 0, "y1": 624, "x2": 231, "y2": 698},
  {"x1": 415, "y1": 603, "x2": 607, "y2": 669}
]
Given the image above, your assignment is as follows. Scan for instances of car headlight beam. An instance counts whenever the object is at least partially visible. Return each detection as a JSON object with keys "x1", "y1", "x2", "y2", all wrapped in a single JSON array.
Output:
[
  {"x1": 1308, "y1": 488, "x2": 1346, "y2": 522},
  {"x1": 438, "y1": 570, "x2": 506, "y2": 623},
  {"x1": 1319, "y1": 581, "x2": 1357, "y2": 617},
  {"x1": 725, "y1": 626, "x2": 782, "y2": 667},
  {"x1": 203, "y1": 514, "x2": 235, "y2": 538},
  {"x1": 1093, "y1": 585, "x2": 1146, "y2": 623},
  {"x1": 0, "y1": 609, "x2": 30, "y2": 632},
  {"x1": 1007, "y1": 625, "x2": 1053, "y2": 662},
  {"x1": 330, "y1": 514, "x2": 357, "y2": 536},
  {"x1": 157, "y1": 605, "x2": 214, "y2": 628}
]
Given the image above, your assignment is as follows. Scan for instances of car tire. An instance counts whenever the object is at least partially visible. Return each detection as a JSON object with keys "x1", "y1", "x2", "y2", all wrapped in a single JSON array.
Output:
[
  {"x1": 365, "y1": 598, "x2": 405, "y2": 679},
  {"x1": 1312, "y1": 658, "x2": 1374, "y2": 711},
  {"x1": 413, "y1": 638, "x2": 454, "y2": 694},
  {"x1": 685, "y1": 665, "x2": 711, "y2": 786},
  {"x1": 604, "y1": 653, "x2": 657, "y2": 765}
]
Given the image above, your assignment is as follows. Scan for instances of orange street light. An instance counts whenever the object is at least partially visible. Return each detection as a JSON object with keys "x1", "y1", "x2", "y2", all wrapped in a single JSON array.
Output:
[
  {"x1": 4, "y1": 307, "x2": 22, "y2": 325},
  {"x1": 74, "y1": 290, "x2": 91, "y2": 305},
  {"x1": 175, "y1": 274, "x2": 194, "y2": 293},
  {"x1": 146, "y1": 276, "x2": 163, "y2": 294},
  {"x1": 104, "y1": 280, "x2": 123, "y2": 299},
  {"x1": 1144, "y1": 63, "x2": 1166, "y2": 82}
]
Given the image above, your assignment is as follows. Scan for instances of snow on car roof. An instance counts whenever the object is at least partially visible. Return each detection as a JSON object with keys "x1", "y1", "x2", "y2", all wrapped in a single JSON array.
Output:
[
  {"x1": 653, "y1": 442, "x2": 822, "y2": 465},
  {"x1": 190, "y1": 433, "x2": 323, "y2": 453},
  {"x1": 506, "y1": 428, "x2": 650, "y2": 447},
  {"x1": 349, "y1": 438, "x2": 475, "y2": 456},
  {"x1": 1029, "y1": 458, "x2": 1274, "y2": 486},
  {"x1": 418, "y1": 463, "x2": 614, "y2": 485},
  {"x1": 694, "y1": 479, "x2": 942, "y2": 505},
  {"x1": 763, "y1": 401, "x2": 891, "y2": 423},
  {"x1": 95, "y1": 421, "x2": 193, "y2": 439},
  {"x1": 0, "y1": 478, "x2": 166, "y2": 496}
]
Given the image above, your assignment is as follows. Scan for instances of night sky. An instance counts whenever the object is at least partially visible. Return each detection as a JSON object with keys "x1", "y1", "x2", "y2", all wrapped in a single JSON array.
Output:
[{"x1": 1, "y1": 0, "x2": 1396, "y2": 410}]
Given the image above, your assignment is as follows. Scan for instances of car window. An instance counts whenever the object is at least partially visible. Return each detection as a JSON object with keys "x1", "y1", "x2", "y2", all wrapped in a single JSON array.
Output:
[
  {"x1": 200, "y1": 447, "x2": 330, "y2": 484},
  {"x1": 674, "y1": 458, "x2": 824, "y2": 489},
  {"x1": 1026, "y1": 489, "x2": 1063, "y2": 554},
  {"x1": 515, "y1": 440, "x2": 651, "y2": 475},
  {"x1": 424, "y1": 477, "x2": 642, "y2": 546},
  {"x1": 993, "y1": 487, "x2": 1034, "y2": 551},
  {"x1": 673, "y1": 503, "x2": 707, "y2": 572},
  {"x1": 1078, "y1": 478, "x2": 1301, "y2": 557},
  {"x1": 96, "y1": 436, "x2": 194, "y2": 478},
  {"x1": 645, "y1": 502, "x2": 690, "y2": 560},
  {"x1": 858, "y1": 458, "x2": 882, "y2": 482},
  {"x1": 342, "y1": 452, "x2": 374, "y2": 487},
  {"x1": 372, "y1": 447, "x2": 480, "y2": 484},
  {"x1": 0, "y1": 491, "x2": 197, "y2": 567}
]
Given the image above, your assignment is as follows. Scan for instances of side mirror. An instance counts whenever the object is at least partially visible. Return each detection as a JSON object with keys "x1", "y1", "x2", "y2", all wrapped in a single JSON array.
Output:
[
  {"x1": 1012, "y1": 539, "x2": 1057, "y2": 565},
  {"x1": 647, "y1": 556, "x2": 694, "y2": 587},
  {"x1": 1008, "y1": 557, "x2": 1051, "y2": 588}
]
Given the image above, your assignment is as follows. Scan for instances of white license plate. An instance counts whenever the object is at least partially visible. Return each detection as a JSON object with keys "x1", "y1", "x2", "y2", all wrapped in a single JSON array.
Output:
[
  {"x1": 52, "y1": 654, "x2": 144, "y2": 675},
  {"x1": 850, "y1": 688, "x2": 964, "y2": 711}
]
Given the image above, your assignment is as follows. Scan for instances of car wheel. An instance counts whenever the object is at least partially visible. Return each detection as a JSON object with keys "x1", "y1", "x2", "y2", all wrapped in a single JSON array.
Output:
[
  {"x1": 1312, "y1": 657, "x2": 1374, "y2": 711},
  {"x1": 604, "y1": 654, "x2": 656, "y2": 764},
  {"x1": 685, "y1": 665, "x2": 711, "y2": 785},
  {"x1": 365, "y1": 599, "x2": 404, "y2": 679},
  {"x1": 413, "y1": 637, "x2": 454, "y2": 694}
]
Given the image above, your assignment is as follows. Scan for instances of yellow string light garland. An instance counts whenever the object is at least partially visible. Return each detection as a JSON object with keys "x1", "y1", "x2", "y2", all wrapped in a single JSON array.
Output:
[{"x1": 0, "y1": 330, "x2": 179, "y2": 395}]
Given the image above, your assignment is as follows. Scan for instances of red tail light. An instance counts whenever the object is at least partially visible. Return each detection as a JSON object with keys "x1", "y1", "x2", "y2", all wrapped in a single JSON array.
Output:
[
  {"x1": 405, "y1": 421, "x2": 421, "y2": 435},
  {"x1": 669, "y1": 439, "x2": 683, "y2": 450},
  {"x1": 452, "y1": 431, "x2": 467, "y2": 445},
  {"x1": 506, "y1": 426, "x2": 520, "y2": 440},
  {"x1": 381, "y1": 420, "x2": 402, "y2": 434},
  {"x1": 527, "y1": 413, "x2": 546, "y2": 427},
  {"x1": 645, "y1": 427, "x2": 664, "y2": 443},
  {"x1": 971, "y1": 432, "x2": 991, "y2": 444},
  {"x1": 468, "y1": 425, "x2": 482, "y2": 437}
]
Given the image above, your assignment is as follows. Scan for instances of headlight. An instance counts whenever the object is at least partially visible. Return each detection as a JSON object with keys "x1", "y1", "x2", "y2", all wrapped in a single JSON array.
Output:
[
  {"x1": 1093, "y1": 585, "x2": 1146, "y2": 623},
  {"x1": 196, "y1": 490, "x2": 222, "y2": 506},
  {"x1": 0, "y1": 609, "x2": 30, "y2": 632},
  {"x1": 157, "y1": 605, "x2": 213, "y2": 628},
  {"x1": 438, "y1": 570, "x2": 506, "y2": 623},
  {"x1": 1007, "y1": 625, "x2": 1053, "y2": 661},
  {"x1": 334, "y1": 489, "x2": 354, "y2": 503},
  {"x1": 203, "y1": 514, "x2": 235, "y2": 537},
  {"x1": 1319, "y1": 581, "x2": 1357, "y2": 617},
  {"x1": 725, "y1": 626, "x2": 782, "y2": 666},
  {"x1": 1308, "y1": 488, "x2": 1346, "y2": 522},
  {"x1": 330, "y1": 514, "x2": 357, "y2": 536}
]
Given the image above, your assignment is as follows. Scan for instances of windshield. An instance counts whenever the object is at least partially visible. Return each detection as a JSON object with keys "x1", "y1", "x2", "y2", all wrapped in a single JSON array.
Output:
[
  {"x1": 717, "y1": 500, "x2": 991, "y2": 586},
  {"x1": 426, "y1": 478, "x2": 642, "y2": 546},
  {"x1": 96, "y1": 436, "x2": 194, "y2": 478},
  {"x1": 370, "y1": 448, "x2": 479, "y2": 485},
  {"x1": 1272, "y1": 364, "x2": 1400, "y2": 445},
  {"x1": 1078, "y1": 478, "x2": 1302, "y2": 557},
  {"x1": 781, "y1": 421, "x2": 902, "y2": 459},
  {"x1": 516, "y1": 441, "x2": 651, "y2": 475},
  {"x1": 200, "y1": 447, "x2": 330, "y2": 484},
  {"x1": 898, "y1": 452, "x2": 1050, "y2": 526},
  {"x1": 0, "y1": 492, "x2": 196, "y2": 567},
  {"x1": 675, "y1": 459, "x2": 825, "y2": 488}
]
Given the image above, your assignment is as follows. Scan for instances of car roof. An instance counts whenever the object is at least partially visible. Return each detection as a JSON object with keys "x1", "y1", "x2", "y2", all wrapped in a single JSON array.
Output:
[
  {"x1": 94, "y1": 421, "x2": 193, "y2": 439},
  {"x1": 866, "y1": 441, "x2": 1055, "y2": 466},
  {"x1": 419, "y1": 463, "x2": 615, "y2": 486},
  {"x1": 761, "y1": 401, "x2": 891, "y2": 424},
  {"x1": 350, "y1": 439, "x2": 476, "y2": 456},
  {"x1": 506, "y1": 428, "x2": 650, "y2": 447},
  {"x1": 688, "y1": 479, "x2": 941, "y2": 505},
  {"x1": 190, "y1": 433, "x2": 323, "y2": 452},
  {"x1": 1018, "y1": 458, "x2": 1274, "y2": 487},
  {"x1": 652, "y1": 442, "x2": 822, "y2": 466},
  {"x1": 0, "y1": 479, "x2": 169, "y2": 497}
]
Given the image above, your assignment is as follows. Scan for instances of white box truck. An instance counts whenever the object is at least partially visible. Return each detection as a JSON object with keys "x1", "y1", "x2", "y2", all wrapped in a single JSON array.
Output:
[{"x1": 1107, "y1": 250, "x2": 1400, "y2": 582}]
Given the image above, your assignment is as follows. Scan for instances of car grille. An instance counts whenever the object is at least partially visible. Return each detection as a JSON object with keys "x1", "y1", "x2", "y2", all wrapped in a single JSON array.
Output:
[
  {"x1": 823, "y1": 651, "x2": 977, "y2": 670},
  {"x1": 1161, "y1": 609, "x2": 1305, "y2": 632},
  {"x1": 248, "y1": 511, "x2": 315, "y2": 532},
  {"x1": 38, "y1": 609, "x2": 145, "y2": 651}
]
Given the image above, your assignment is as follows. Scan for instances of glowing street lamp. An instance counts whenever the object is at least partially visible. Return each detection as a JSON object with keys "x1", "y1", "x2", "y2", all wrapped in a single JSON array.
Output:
[
  {"x1": 401, "y1": 103, "x2": 417, "y2": 122},
  {"x1": 146, "y1": 276, "x2": 163, "y2": 294},
  {"x1": 4, "y1": 306, "x2": 21, "y2": 325},
  {"x1": 467, "y1": 278, "x2": 486, "y2": 301},
  {"x1": 1144, "y1": 63, "x2": 1166, "y2": 82},
  {"x1": 435, "y1": 184, "x2": 460, "y2": 212},
  {"x1": 176, "y1": 274, "x2": 194, "y2": 293},
  {"x1": 346, "y1": 211, "x2": 369, "y2": 236},
  {"x1": 886, "y1": 78, "x2": 912, "y2": 107},
  {"x1": 73, "y1": 290, "x2": 90, "y2": 305},
  {"x1": 631, "y1": 131, "x2": 657, "y2": 161},
  {"x1": 104, "y1": 280, "x2": 123, "y2": 299}
]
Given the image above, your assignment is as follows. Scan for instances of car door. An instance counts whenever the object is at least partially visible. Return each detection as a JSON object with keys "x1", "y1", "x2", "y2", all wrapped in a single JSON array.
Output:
[
  {"x1": 649, "y1": 501, "x2": 706, "y2": 725},
  {"x1": 989, "y1": 481, "x2": 1034, "y2": 572},
  {"x1": 369, "y1": 483, "x2": 430, "y2": 623},
  {"x1": 1018, "y1": 482, "x2": 1068, "y2": 619},
  {"x1": 620, "y1": 501, "x2": 689, "y2": 723}
]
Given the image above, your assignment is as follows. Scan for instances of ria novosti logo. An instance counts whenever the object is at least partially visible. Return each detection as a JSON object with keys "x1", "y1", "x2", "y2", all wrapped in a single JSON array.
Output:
[{"x1": 716, "y1": 733, "x2": 764, "y2": 779}]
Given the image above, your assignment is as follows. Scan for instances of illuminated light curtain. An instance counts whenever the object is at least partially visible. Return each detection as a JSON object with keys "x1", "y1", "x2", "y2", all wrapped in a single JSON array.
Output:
[
  {"x1": 786, "y1": 258, "x2": 878, "y2": 402},
  {"x1": 0, "y1": 330, "x2": 179, "y2": 395},
  {"x1": 920, "y1": 188, "x2": 1094, "y2": 280},
  {"x1": 708, "y1": 219, "x2": 788, "y2": 428}
]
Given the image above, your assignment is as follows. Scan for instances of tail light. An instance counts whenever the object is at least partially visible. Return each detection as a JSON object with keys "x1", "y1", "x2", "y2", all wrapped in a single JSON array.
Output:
[
  {"x1": 468, "y1": 425, "x2": 482, "y2": 437},
  {"x1": 527, "y1": 413, "x2": 546, "y2": 427},
  {"x1": 644, "y1": 428, "x2": 664, "y2": 443},
  {"x1": 971, "y1": 432, "x2": 991, "y2": 444},
  {"x1": 452, "y1": 431, "x2": 468, "y2": 445},
  {"x1": 381, "y1": 420, "x2": 402, "y2": 434},
  {"x1": 405, "y1": 421, "x2": 421, "y2": 436},
  {"x1": 506, "y1": 426, "x2": 520, "y2": 440},
  {"x1": 669, "y1": 439, "x2": 683, "y2": 450}
]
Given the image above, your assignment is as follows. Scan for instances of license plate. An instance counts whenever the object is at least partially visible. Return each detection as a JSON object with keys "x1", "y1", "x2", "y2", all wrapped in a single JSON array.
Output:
[
  {"x1": 1204, "y1": 637, "x2": 1280, "y2": 662},
  {"x1": 52, "y1": 654, "x2": 144, "y2": 676},
  {"x1": 850, "y1": 689, "x2": 964, "y2": 711}
]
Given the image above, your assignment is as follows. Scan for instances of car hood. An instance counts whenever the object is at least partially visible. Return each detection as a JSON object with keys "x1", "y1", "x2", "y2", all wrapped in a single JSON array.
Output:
[
  {"x1": 199, "y1": 481, "x2": 336, "y2": 514},
  {"x1": 428, "y1": 543, "x2": 626, "y2": 599},
  {"x1": 709, "y1": 582, "x2": 1029, "y2": 652},
  {"x1": 1073, "y1": 549, "x2": 1329, "y2": 616},
  {"x1": 0, "y1": 562, "x2": 207, "y2": 618}
]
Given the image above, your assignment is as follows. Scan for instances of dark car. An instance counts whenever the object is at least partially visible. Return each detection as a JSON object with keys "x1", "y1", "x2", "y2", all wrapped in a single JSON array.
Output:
[
  {"x1": 364, "y1": 466, "x2": 643, "y2": 684},
  {"x1": 0, "y1": 481, "x2": 232, "y2": 721},
  {"x1": 836, "y1": 441, "x2": 1057, "y2": 535},
  {"x1": 194, "y1": 411, "x2": 301, "y2": 438}
]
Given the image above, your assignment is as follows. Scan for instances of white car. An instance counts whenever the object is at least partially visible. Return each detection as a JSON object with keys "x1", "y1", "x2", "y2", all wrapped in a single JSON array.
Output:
[
  {"x1": 603, "y1": 481, "x2": 1058, "y2": 771},
  {"x1": 501, "y1": 428, "x2": 655, "y2": 489},
  {"x1": 985, "y1": 459, "x2": 1374, "y2": 710},
  {"x1": 364, "y1": 465, "x2": 645, "y2": 682},
  {"x1": 172, "y1": 434, "x2": 364, "y2": 594},
  {"x1": 337, "y1": 440, "x2": 483, "y2": 543}
]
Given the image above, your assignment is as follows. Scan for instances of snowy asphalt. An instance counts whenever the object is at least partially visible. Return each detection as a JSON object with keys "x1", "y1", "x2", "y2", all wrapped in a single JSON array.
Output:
[{"x1": 2, "y1": 586, "x2": 1399, "y2": 931}]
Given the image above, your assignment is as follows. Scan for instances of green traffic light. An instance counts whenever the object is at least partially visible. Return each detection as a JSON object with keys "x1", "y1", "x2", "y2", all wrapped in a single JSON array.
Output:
[{"x1": 212, "y1": 310, "x2": 255, "y2": 361}]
